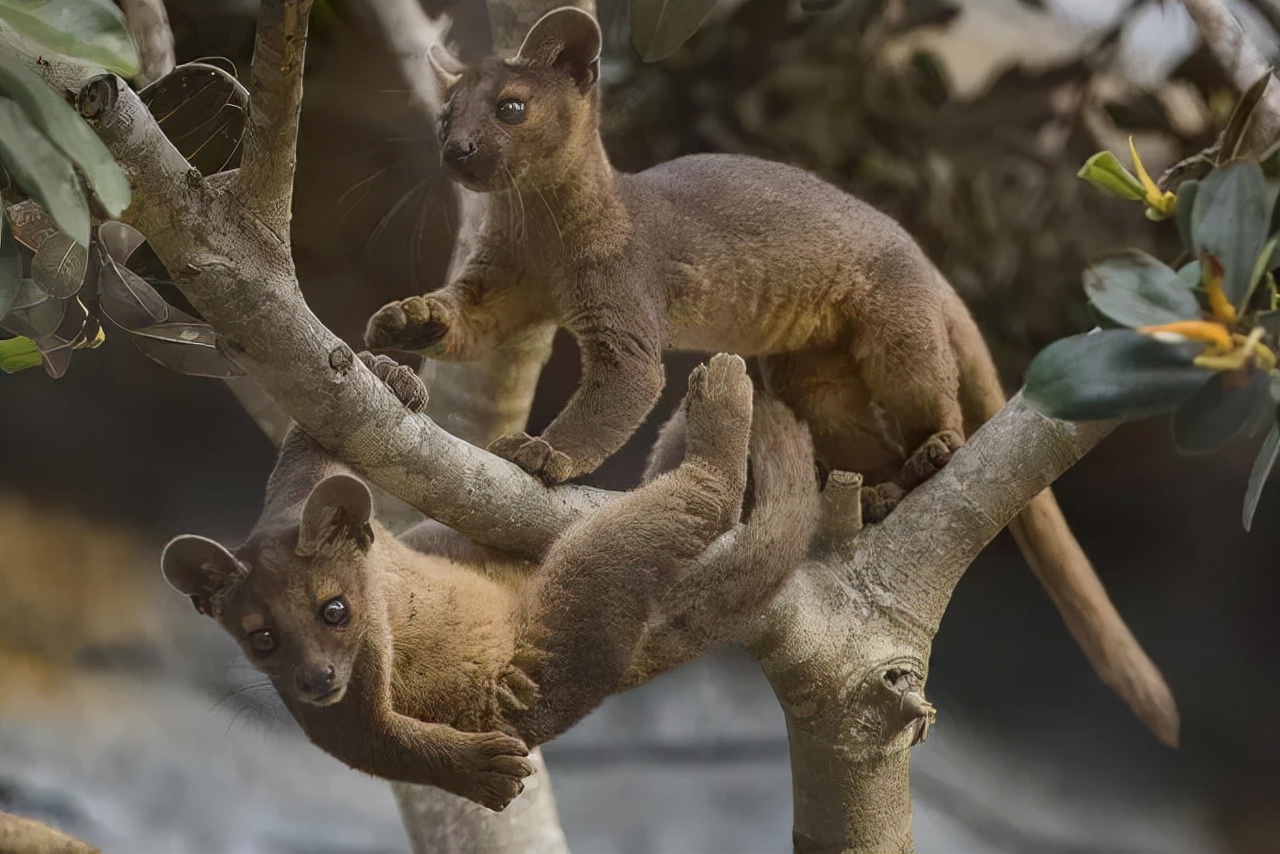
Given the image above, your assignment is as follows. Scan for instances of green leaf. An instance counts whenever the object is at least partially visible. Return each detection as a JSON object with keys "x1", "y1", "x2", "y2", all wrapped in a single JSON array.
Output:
[
  {"x1": 128, "y1": 320, "x2": 244, "y2": 378},
  {"x1": 1176, "y1": 179, "x2": 1198, "y2": 252},
  {"x1": 1220, "y1": 70, "x2": 1274, "y2": 163},
  {"x1": 630, "y1": 0, "x2": 717, "y2": 62},
  {"x1": 1083, "y1": 251, "x2": 1199, "y2": 328},
  {"x1": 0, "y1": 333, "x2": 39, "y2": 372},
  {"x1": 1248, "y1": 236, "x2": 1277, "y2": 309},
  {"x1": 0, "y1": 0, "x2": 139, "y2": 77},
  {"x1": 1192, "y1": 161, "x2": 1269, "y2": 312},
  {"x1": 30, "y1": 229, "x2": 86, "y2": 298},
  {"x1": 1024, "y1": 329, "x2": 1213, "y2": 420},
  {"x1": 1077, "y1": 150, "x2": 1146, "y2": 201},
  {"x1": 0, "y1": 54, "x2": 131, "y2": 217},
  {"x1": 1243, "y1": 423, "x2": 1280, "y2": 532},
  {"x1": 0, "y1": 97, "x2": 88, "y2": 245},
  {"x1": 1171, "y1": 369, "x2": 1272, "y2": 453}
]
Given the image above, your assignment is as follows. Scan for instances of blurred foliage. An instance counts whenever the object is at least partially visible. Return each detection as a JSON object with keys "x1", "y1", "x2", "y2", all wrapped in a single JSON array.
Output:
[
  {"x1": 1, "y1": 60, "x2": 247, "y2": 379},
  {"x1": 1025, "y1": 75, "x2": 1280, "y2": 530}
]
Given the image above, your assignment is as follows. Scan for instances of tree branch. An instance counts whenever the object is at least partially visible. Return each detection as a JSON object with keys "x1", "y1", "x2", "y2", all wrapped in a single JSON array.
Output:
[
  {"x1": 236, "y1": 0, "x2": 314, "y2": 236},
  {"x1": 1180, "y1": 0, "x2": 1280, "y2": 156},
  {"x1": 79, "y1": 76, "x2": 603, "y2": 556}
]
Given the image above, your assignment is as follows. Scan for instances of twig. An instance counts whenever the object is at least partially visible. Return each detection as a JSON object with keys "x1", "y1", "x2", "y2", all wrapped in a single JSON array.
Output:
[
  {"x1": 1181, "y1": 0, "x2": 1280, "y2": 156},
  {"x1": 121, "y1": 0, "x2": 175, "y2": 87},
  {"x1": 236, "y1": 0, "x2": 315, "y2": 235}
]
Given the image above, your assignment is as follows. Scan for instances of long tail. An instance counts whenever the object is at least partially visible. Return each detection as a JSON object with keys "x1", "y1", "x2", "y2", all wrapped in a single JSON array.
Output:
[{"x1": 949, "y1": 296, "x2": 1180, "y2": 747}]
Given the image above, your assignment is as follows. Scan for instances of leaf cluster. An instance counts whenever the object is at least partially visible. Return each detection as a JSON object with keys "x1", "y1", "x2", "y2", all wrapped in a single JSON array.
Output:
[
  {"x1": 1, "y1": 61, "x2": 247, "y2": 379},
  {"x1": 1025, "y1": 73, "x2": 1280, "y2": 529}
]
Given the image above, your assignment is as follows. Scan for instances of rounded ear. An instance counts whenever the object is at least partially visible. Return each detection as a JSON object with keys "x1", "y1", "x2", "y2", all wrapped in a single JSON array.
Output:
[
  {"x1": 297, "y1": 474, "x2": 374, "y2": 556},
  {"x1": 428, "y1": 42, "x2": 462, "y2": 92},
  {"x1": 513, "y1": 6, "x2": 601, "y2": 89},
  {"x1": 161, "y1": 535, "x2": 245, "y2": 616}
]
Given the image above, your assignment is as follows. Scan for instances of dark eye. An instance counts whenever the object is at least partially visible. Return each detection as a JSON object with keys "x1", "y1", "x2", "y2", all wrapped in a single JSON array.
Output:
[
  {"x1": 249, "y1": 629, "x2": 275, "y2": 656},
  {"x1": 496, "y1": 98, "x2": 526, "y2": 125},
  {"x1": 321, "y1": 596, "x2": 349, "y2": 627}
]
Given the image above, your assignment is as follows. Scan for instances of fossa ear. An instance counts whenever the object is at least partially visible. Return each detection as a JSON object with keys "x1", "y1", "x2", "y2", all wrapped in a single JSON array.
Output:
[
  {"x1": 161, "y1": 535, "x2": 246, "y2": 616},
  {"x1": 297, "y1": 474, "x2": 374, "y2": 556},
  {"x1": 428, "y1": 42, "x2": 463, "y2": 92},
  {"x1": 513, "y1": 6, "x2": 601, "y2": 89}
]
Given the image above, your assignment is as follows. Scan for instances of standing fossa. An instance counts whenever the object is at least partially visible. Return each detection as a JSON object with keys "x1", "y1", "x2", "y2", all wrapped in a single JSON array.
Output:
[
  {"x1": 363, "y1": 8, "x2": 1176, "y2": 742},
  {"x1": 161, "y1": 354, "x2": 821, "y2": 810}
]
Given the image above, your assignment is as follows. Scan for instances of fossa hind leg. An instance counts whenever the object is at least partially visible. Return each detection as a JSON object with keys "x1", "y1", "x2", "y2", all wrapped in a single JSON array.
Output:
[{"x1": 507, "y1": 355, "x2": 753, "y2": 743}]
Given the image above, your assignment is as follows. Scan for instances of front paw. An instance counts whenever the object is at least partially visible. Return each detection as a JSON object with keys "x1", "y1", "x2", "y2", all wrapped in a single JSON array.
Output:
[
  {"x1": 365, "y1": 296, "x2": 452, "y2": 354},
  {"x1": 358, "y1": 352, "x2": 428, "y2": 412},
  {"x1": 450, "y1": 730, "x2": 534, "y2": 812},
  {"x1": 488, "y1": 431, "x2": 575, "y2": 484}
]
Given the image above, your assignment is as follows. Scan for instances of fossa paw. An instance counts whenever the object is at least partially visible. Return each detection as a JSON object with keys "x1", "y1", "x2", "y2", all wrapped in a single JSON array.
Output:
[
  {"x1": 357, "y1": 351, "x2": 428, "y2": 412},
  {"x1": 365, "y1": 296, "x2": 451, "y2": 354},
  {"x1": 489, "y1": 431, "x2": 575, "y2": 484},
  {"x1": 451, "y1": 730, "x2": 533, "y2": 811}
]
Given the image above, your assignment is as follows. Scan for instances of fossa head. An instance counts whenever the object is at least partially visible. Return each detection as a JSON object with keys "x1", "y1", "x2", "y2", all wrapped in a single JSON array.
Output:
[
  {"x1": 432, "y1": 6, "x2": 602, "y2": 192},
  {"x1": 162, "y1": 474, "x2": 379, "y2": 708}
]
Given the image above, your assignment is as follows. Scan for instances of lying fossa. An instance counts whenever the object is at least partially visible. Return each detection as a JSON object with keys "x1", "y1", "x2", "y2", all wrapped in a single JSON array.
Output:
[
  {"x1": 162, "y1": 354, "x2": 820, "y2": 809},
  {"x1": 363, "y1": 7, "x2": 1177, "y2": 743}
]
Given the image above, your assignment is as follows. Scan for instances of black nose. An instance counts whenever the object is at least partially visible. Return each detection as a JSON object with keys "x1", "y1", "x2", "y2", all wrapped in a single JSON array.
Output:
[
  {"x1": 296, "y1": 663, "x2": 336, "y2": 695},
  {"x1": 442, "y1": 139, "x2": 479, "y2": 167}
]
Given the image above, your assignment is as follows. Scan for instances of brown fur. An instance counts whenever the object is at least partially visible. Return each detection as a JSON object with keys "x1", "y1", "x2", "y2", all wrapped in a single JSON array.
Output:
[
  {"x1": 363, "y1": 8, "x2": 1175, "y2": 742},
  {"x1": 161, "y1": 354, "x2": 821, "y2": 810}
]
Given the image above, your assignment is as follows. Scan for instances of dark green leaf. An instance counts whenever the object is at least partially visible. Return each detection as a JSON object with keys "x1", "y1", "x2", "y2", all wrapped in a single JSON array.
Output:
[
  {"x1": 631, "y1": 0, "x2": 717, "y2": 62},
  {"x1": 1083, "y1": 251, "x2": 1199, "y2": 328},
  {"x1": 0, "y1": 0, "x2": 139, "y2": 76},
  {"x1": 1024, "y1": 329, "x2": 1213, "y2": 420},
  {"x1": 1220, "y1": 70, "x2": 1274, "y2": 162},
  {"x1": 1176, "y1": 261, "x2": 1201, "y2": 291},
  {"x1": 1259, "y1": 308, "x2": 1280, "y2": 342},
  {"x1": 127, "y1": 321, "x2": 244, "y2": 378},
  {"x1": 5, "y1": 197, "x2": 62, "y2": 251},
  {"x1": 0, "y1": 98, "x2": 88, "y2": 245},
  {"x1": 1192, "y1": 161, "x2": 1269, "y2": 312},
  {"x1": 1176, "y1": 179, "x2": 1198, "y2": 252},
  {"x1": 0, "y1": 54, "x2": 131, "y2": 217},
  {"x1": 1172, "y1": 369, "x2": 1271, "y2": 453},
  {"x1": 0, "y1": 284, "x2": 65, "y2": 337},
  {"x1": 30, "y1": 230, "x2": 86, "y2": 298},
  {"x1": 0, "y1": 333, "x2": 39, "y2": 372},
  {"x1": 1269, "y1": 176, "x2": 1280, "y2": 238},
  {"x1": 0, "y1": 215, "x2": 20, "y2": 318},
  {"x1": 140, "y1": 63, "x2": 248, "y2": 174},
  {"x1": 98, "y1": 247, "x2": 169, "y2": 328},
  {"x1": 30, "y1": 293, "x2": 86, "y2": 378},
  {"x1": 1243, "y1": 424, "x2": 1280, "y2": 531}
]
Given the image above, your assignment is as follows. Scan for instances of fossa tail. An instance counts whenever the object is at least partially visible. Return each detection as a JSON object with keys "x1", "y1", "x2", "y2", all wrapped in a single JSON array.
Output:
[{"x1": 950, "y1": 294, "x2": 1179, "y2": 747}]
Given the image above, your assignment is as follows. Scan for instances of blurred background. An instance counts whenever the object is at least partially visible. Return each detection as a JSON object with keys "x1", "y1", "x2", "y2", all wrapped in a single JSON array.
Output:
[{"x1": 1, "y1": 0, "x2": 1278, "y2": 851}]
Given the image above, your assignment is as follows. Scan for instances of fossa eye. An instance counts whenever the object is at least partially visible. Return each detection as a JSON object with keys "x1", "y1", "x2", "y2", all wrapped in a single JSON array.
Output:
[
  {"x1": 321, "y1": 596, "x2": 349, "y2": 627},
  {"x1": 249, "y1": 628, "x2": 276, "y2": 656},
  {"x1": 496, "y1": 98, "x2": 526, "y2": 125}
]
